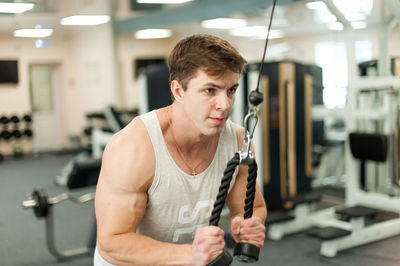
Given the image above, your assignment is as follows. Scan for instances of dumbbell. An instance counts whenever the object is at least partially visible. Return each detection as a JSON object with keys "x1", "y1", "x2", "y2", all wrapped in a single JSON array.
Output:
[
  {"x1": 23, "y1": 115, "x2": 33, "y2": 138},
  {"x1": 23, "y1": 114, "x2": 32, "y2": 123},
  {"x1": 10, "y1": 115, "x2": 20, "y2": 124},
  {"x1": 0, "y1": 130, "x2": 12, "y2": 141},
  {"x1": 0, "y1": 116, "x2": 9, "y2": 125},
  {"x1": 12, "y1": 129, "x2": 22, "y2": 139},
  {"x1": 24, "y1": 129, "x2": 33, "y2": 138}
]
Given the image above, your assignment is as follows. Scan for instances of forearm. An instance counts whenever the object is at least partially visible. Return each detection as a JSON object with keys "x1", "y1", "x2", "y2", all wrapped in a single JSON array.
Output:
[
  {"x1": 251, "y1": 205, "x2": 267, "y2": 223},
  {"x1": 98, "y1": 232, "x2": 192, "y2": 266},
  {"x1": 229, "y1": 204, "x2": 267, "y2": 224}
]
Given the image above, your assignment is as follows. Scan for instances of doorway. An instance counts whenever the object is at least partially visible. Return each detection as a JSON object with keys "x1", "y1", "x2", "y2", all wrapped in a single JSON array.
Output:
[{"x1": 29, "y1": 64, "x2": 62, "y2": 152}]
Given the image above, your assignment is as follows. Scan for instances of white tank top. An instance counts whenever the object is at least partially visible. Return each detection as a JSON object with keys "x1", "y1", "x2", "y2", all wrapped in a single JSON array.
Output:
[
  {"x1": 94, "y1": 110, "x2": 238, "y2": 265},
  {"x1": 137, "y1": 110, "x2": 238, "y2": 243}
]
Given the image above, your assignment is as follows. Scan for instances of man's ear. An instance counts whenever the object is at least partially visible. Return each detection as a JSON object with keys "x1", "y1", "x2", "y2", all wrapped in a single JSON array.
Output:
[{"x1": 171, "y1": 80, "x2": 184, "y2": 103}]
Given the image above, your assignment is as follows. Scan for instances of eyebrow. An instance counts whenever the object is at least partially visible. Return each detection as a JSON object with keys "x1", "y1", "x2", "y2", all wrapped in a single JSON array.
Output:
[{"x1": 202, "y1": 82, "x2": 239, "y2": 89}]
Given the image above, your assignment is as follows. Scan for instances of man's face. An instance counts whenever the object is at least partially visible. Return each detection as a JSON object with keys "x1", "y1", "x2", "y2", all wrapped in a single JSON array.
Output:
[{"x1": 180, "y1": 69, "x2": 240, "y2": 136}]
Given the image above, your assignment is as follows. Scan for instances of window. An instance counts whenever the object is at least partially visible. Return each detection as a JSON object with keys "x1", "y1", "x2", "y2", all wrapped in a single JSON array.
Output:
[
  {"x1": 29, "y1": 65, "x2": 54, "y2": 112},
  {"x1": 315, "y1": 41, "x2": 347, "y2": 108},
  {"x1": 355, "y1": 40, "x2": 372, "y2": 63}
]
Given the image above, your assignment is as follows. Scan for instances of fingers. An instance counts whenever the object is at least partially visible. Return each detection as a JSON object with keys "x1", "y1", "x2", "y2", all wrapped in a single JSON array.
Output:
[
  {"x1": 231, "y1": 216, "x2": 243, "y2": 235},
  {"x1": 192, "y1": 226, "x2": 226, "y2": 265},
  {"x1": 230, "y1": 216, "x2": 266, "y2": 248}
]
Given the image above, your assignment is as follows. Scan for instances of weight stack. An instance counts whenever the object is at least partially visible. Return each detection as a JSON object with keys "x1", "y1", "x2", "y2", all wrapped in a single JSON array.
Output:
[{"x1": 244, "y1": 61, "x2": 323, "y2": 210}]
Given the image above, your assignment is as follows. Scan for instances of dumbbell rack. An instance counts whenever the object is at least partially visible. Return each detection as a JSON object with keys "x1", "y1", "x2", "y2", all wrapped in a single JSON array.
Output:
[{"x1": 0, "y1": 114, "x2": 33, "y2": 159}]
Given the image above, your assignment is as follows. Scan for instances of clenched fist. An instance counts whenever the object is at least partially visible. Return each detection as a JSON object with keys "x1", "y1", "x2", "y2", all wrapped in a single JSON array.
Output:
[
  {"x1": 191, "y1": 226, "x2": 226, "y2": 266},
  {"x1": 231, "y1": 216, "x2": 266, "y2": 248}
]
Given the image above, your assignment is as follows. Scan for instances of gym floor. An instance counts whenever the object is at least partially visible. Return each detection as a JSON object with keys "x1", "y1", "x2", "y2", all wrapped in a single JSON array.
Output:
[{"x1": 1, "y1": 153, "x2": 399, "y2": 266}]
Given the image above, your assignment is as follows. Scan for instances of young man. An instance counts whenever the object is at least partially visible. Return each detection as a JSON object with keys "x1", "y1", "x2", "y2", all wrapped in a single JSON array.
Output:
[{"x1": 94, "y1": 34, "x2": 267, "y2": 266}]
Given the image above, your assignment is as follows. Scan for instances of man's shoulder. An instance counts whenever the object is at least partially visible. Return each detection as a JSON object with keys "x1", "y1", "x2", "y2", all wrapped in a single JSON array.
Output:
[
  {"x1": 226, "y1": 120, "x2": 244, "y2": 151},
  {"x1": 107, "y1": 117, "x2": 151, "y2": 152},
  {"x1": 101, "y1": 117, "x2": 155, "y2": 185},
  {"x1": 228, "y1": 120, "x2": 244, "y2": 137},
  {"x1": 104, "y1": 117, "x2": 156, "y2": 172}
]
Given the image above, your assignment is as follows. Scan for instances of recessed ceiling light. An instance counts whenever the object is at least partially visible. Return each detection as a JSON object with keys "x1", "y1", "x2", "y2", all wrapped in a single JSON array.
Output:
[
  {"x1": 14, "y1": 28, "x2": 53, "y2": 38},
  {"x1": 315, "y1": 14, "x2": 337, "y2": 23},
  {"x1": 351, "y1": 21, "x2": 367, "y2": 29},
  {"x1": 0, "y1": 2, "x2": 34, "y2": 14},
  {"x1": 201, "y1": 18, "x2": 247, "y2": 29},
  {"x1": 61, "y1": 15, "x2": 110, "y2": 26},
  {"x1": 134, "y1": 29, "x2": 172, "y2": 39},
  {"x1": 137, "y1": 0, "x2": 193, "y2": 3},
  {"x1": 305, "y1": 1, "x2": 327, "y2": 11},
  {"x1": 230, "y1": 26, "x2": 284, "y2": 39},
  {"x1": 230, "y1": 26, "x2": 266, "y2": 37},
  {"x1": 327, "y1": 22, "x2": 344, "y2": 31},
  {"x1": 345, "y1": 13, "x2": 367, "y2": 21}
]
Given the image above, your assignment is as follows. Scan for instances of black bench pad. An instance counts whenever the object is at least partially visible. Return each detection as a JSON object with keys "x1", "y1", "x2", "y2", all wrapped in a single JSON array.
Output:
[
  {"x1": 284, "y1": 192, "x2": 322, "y2": 206},
  {"x1": 336, "y1": 205, "x2": 378, "y2": 220},
  {"x1": 307, "y1": 226, "x2": 351, "y2": 240},
  {"x1": 266, "y1": 211, "x2": 295, "y2": 225}
]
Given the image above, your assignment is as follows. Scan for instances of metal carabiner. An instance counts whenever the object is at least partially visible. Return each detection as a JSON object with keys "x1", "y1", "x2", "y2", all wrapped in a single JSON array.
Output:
[{"x1": 239, "y1": 108, "x2": 259, "y2": 165}]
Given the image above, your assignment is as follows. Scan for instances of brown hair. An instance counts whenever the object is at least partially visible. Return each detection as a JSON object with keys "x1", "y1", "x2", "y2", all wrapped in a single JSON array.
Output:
[{"x1": 168, "y1": 34, "x2": 247, "y2": 91}]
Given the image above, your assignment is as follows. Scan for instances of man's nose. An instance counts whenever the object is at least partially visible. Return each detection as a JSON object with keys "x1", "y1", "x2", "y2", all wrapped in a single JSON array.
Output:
[{"x1": 215, "y1": 93, "x2": 231, "y2": 110}]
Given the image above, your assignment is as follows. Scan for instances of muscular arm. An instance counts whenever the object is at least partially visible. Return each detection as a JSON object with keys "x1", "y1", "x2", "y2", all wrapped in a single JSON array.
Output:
[
  {"x1": 226, "y1": 165, "x2": 267, "y2": 223},
  {"x1": 95, "y1": 119, "x2": 193, "y2": 266},
  {"x1": 225, "y1": 124, "x2": 267, "y2": 246}
]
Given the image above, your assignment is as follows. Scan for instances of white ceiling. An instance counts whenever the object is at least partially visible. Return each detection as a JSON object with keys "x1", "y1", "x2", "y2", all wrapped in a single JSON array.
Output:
[{"x1": 0, "y1": 0, "x2": 396, "y2": 39}]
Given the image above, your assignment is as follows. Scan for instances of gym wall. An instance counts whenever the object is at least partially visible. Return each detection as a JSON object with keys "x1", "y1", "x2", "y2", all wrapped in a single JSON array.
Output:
[{"x1": 1, "y1": 0, "x2": 400, "y2": 155}]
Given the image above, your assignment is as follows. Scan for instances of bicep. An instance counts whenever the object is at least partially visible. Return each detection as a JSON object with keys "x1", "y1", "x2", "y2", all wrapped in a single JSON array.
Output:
[
  {"x1": 95, "y1": 175, "x2": 147, "y2": 237},
  {"x1": 95, "y1": 126, "x2": 154, "y2": 239}
]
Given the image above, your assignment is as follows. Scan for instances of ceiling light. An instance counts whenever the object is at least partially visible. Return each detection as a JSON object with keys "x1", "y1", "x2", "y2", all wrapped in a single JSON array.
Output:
[
  {"x1": 35, "y1": 40, "x2": 52, "y2": 48},
  {"x1": 345, "y1": 13, "x2": 366, "y2": 21},
  {"x1": 315, "y1": 13, "x2": 337, "y2": 23},
  {"x1": 137, "y1": 0, "x2": 193, "y2": 3},
  {"x1": 351, "y1": 21, "x2": 367, "y2": 29},
  {"x1": 201, "y1": 18, "x2": 247, "y2": 29},
  {"x1": 230, "y1": 26, "x2": 266, "y2": 37},
  {"x1": 61, "y1": 15, "x2": 110, "y2": 26},
  {"x1": 305, "y1": 1, "x2": 327, "y2": 11},
  {"x1": 327, "y1": 22, "x2": 344, "y2": 31},
  {"x1": 253, "y1": 31, "x2": 285, "y2": 40},
  {"x1": 135, "y1": 29, "x2": 172, "y2": 39},
  {"x1": 0, "y1": 2, "x2": 34, "y2": 14},
  {"x1": 14, "y1": 28, "x2": 53, "y2": 38},
  {"x1": 333, "y1": 0, "x2": 373, "y2": 15},
  {"x1": 230, "y1": 26, "x2": 284, "y2": 39}
]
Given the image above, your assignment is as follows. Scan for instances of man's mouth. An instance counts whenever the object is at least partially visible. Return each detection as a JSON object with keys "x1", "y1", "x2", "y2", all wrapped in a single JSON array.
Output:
[{"x1": 209, "y1": 117, "x2": 225, "y2": 124}]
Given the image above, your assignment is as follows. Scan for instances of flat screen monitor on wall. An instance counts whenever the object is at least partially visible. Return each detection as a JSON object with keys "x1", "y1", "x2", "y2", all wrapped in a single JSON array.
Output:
[{"x1": 0, "y1": 60, "x2": 19, "y2": 84}]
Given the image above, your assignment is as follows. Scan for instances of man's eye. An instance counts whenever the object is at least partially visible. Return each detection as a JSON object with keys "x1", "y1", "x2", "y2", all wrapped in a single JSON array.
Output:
[
  {"x1": 228, "y1": 87, "x2": 237, "y2": 95},
  {"x1": 205, "y1": 88, "x2": 215, "y2": 94}
]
